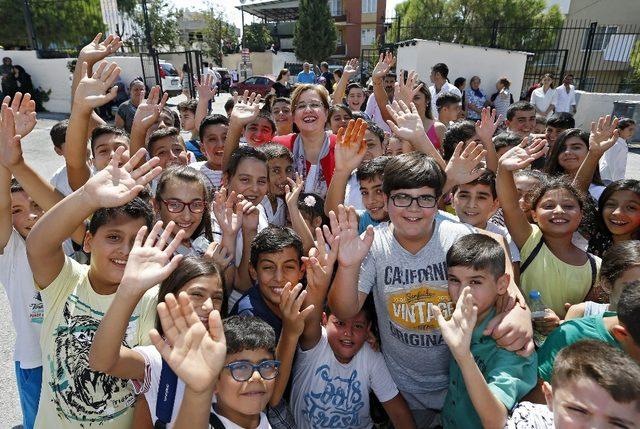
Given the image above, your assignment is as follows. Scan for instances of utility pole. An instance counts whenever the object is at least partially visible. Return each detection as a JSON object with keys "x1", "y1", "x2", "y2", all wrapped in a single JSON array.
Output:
[
  {"x1": 141, "y1": 0, "x2": 161, "y2": 88},
  {"x1": 22, "y1": 0, "x2": 38, "y2": 50}
]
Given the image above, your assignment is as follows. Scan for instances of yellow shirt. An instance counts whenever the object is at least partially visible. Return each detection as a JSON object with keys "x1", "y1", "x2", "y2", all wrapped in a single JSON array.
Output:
[
  {"x1": 35, "y1": 257, "x2": 146, "y2": 429},
  {"x1": 520, "y1": 225, "x2": 600, "y2": 318}
]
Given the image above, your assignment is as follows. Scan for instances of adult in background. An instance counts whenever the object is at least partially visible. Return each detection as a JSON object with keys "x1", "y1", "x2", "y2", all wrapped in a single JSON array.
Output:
[
  {"x1": 465, "y1": 75, "x2": 487, "y2": 121},
  {"x1": 554, "y1": 73, "x2": 577, "y2": 115},
  {"x1": 297, "y1": 62, "x2": 316, "y2": 84},
  {"x1": 271, "y1": 68, "x2": 292, "y2": 98},
  {"x1": 180, "y1": 63, "x2": 192, "y2": 100},
  {"x1": 429, "y1": 62, "x2": 461, "y2": 119},
  {"x1": 115, "y1": 79, "x2": 146, "y2": 134},
  {"x1": 530, "y1": 73, "x2": 556, "y2": 118},
  {"x1": 454, "y1": 77, "x2": 467, "y2": 119},
  {"x1": 489, "y1": 77, "x2": 513, "y2": 125},
  {"x1": 319, "y1": 61, "x2": 334, "y2": 94},
  {"x1": 1, "y1": 57, "x2": 14, "y2": 98}
]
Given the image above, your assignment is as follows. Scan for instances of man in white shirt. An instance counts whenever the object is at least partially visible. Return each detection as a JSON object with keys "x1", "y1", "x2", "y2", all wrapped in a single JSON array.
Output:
[
  {"x1": 366, "y1": 70, "x2": 396, "y2": 133},
  {"x1": 429, "y1": 63, "x2": 462, "y2": 119},
  {"x1": 554, "y1": 74, "x2": 577, "y2": 115}
]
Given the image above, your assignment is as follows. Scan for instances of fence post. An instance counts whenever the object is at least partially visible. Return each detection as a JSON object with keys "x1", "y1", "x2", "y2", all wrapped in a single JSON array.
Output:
[
  {"x1": 578, "y1": 22, "x2": 597, "y2": 90},
  {"x1": 490, "y1": 20, "x2": 499, "y2": 48},
  {"x1": 22, "y1": 0, "x2": 38, "y2": 50}
]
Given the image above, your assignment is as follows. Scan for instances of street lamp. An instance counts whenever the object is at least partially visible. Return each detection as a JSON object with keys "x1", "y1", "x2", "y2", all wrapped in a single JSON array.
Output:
[{"x1": 240, "y1": 0, "x2": 246, "y2": 50}]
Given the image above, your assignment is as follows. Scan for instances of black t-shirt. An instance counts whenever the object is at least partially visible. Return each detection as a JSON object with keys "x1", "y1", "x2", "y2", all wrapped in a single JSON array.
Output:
[
  {"x1": 272, "y1": 81, "x2": 291, "y2": 98},
  {"x1": 321, "y1": 71, "x2": 333, "y2": 93}
]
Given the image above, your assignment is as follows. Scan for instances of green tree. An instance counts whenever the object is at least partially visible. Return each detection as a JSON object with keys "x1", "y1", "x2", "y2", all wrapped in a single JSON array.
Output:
[
  {"x1": 130, "y1": 0, "x2": 182, "y2": 51},
  {"x1": 294, "y1": 0, "x2": 337, "y2": 65},
  {"x1": 243, "y1": 23, "x2": 273, "y2": 52},
  {"x1": 198, "y1": 10, "x2": 240, "y2": 65}
]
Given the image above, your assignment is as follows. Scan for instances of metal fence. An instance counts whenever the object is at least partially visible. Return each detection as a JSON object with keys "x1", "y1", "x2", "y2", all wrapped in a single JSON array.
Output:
[{"x1": 380, "y1": 19, "x2": 640, "y2": 94}]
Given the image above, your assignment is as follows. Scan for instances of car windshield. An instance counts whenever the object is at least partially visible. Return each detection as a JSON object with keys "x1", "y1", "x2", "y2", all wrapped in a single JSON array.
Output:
[{"x1": 161, "y1": 64, "x2": 179, "y2": 76}]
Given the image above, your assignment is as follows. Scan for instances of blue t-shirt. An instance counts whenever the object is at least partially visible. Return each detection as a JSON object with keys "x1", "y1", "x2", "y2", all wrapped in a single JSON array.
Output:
[
  {"x1": 297, "y1": 71, "x2": 316, "y2": 84},
  {"x1": 357, "y1": 210, "x2": 383, "y2": 234},
  {"x1": 185, "y1": 139, "x2": 206, "y2": 162},
  {"x1": 229, "y1": 286, "x2": 282, "y2": 340}
]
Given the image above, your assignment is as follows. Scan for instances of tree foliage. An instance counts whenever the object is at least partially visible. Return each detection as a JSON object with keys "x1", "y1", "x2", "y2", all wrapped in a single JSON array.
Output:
[
  {"x1": 390, "y1": 0, "x2": 564, "y2": 50},
  {"x1": 130, "y1": 0, "x2": 182, "y2": 51},
  {"x1": 294, "y1": 0, "x2": 337, "y2": 65},
  {"x1": 243, "y1": 23, "x2": 273, "y2": 53},
  {"x1": 188, "y1": 10, "x2": 239, "y2": 66}
]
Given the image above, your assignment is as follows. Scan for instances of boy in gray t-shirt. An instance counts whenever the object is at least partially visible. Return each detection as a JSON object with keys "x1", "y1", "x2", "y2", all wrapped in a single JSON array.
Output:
[{"x1": 327, "y1": 152, "x2": 533, "y2": 428}]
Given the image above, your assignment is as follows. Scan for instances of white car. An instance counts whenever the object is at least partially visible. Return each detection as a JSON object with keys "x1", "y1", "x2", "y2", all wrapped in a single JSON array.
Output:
[{"x1": 159, "y1": 61, "x2": 182, "y2": 97}]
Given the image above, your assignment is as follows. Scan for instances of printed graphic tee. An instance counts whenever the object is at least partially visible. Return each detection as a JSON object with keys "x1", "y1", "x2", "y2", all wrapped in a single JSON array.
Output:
[
  {"x1": 358, "y1": 214, "x2": 474, "y2": 410},
  {"x1": 35, "y1": 257, "x2": 145, "y2": 429},
  {"x1": 291, "y1": 328, "x2": 398, "y2": 429}
]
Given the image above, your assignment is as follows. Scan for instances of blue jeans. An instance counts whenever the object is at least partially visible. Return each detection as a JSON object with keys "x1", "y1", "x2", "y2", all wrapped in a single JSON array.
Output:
[{"x1": 15, "y1": 362, "x2": 42, "y2": 429}]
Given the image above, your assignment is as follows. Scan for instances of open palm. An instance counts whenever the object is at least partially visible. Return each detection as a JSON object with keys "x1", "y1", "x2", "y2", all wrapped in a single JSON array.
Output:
[
  {"x1": 386, "y1": 100, "x2": 424, "y2": 141},
  {"x1": 499, "y1": 137, "x2": 548, "y2": 172},
  {"x1": 231, "y1": 91, "x2": 261, "y2": 126},
  {"x1": 7, "y1": 92, "x2": 36, "y2": 138},
  {"x1": 434, "y1": 287, "x2": 477, "y2": 357},
  {"x1": 79, "y1": 33, "x2": 122, "y2": 65},
  {"x1": 589, "y1": 115, "x2": 619, "y2": 156},
  {"x1": 343, "y1": 58, "x2": 359, "y2": 78},
  {"x1": 335, "y1": 119, "x2": 367, "y2": 173},
  {"x1": 195, "y1": 74, "x2": 216, "y2": 101},
  {"x1": 134, "y1": 86, "x2": 168, "y2": 128},
  {"x1": 74, "y1": 61, "x2": 120, "y2": 109},
  {"x1": 372, "y1": 52, "x2": 394, "y2": 80},
  {"x1": 0, "y1": 105, "x2": 24, "y2": 168},
  {"x1": 333, "y1": 206, "x2": 374, "y2": 268}
]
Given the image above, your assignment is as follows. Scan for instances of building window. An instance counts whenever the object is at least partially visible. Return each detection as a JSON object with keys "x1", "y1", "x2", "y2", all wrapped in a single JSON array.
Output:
[
  {"x1": 362, "y1": 0, "x2": 376, "y2": 14},
  {"x1": 336, "y1": 30, "x2": 343, "y2": 45},
  {"x1": 361, "y1": 28, "x2": 376, "y2": 46},
  {"x1": 328, "y1": 0, "x2": 342, "y2": 16},
  {"x1": 582, "y1": 25, "x2": 618, "y2": 51}
]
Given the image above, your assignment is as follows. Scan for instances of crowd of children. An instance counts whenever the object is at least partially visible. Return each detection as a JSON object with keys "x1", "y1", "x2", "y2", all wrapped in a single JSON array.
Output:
[{"x1": 1, "y1": 33, "x2": 639, "y2": 429}]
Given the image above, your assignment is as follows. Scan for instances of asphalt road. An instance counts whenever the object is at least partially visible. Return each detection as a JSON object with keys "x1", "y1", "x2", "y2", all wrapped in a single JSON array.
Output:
[{"x1": 0, "y1": 98, "x2": 639, "y2": 427}]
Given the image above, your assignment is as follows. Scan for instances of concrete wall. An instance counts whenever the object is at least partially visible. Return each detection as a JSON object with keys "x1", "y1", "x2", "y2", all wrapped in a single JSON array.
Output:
[
  {"x1": 574, "y1": 90, "x2": 640, "y2": 129},
  {"x1": 222, "y1": 51, "x2": 299, "y2": 80},
  {"x1": 0, "y1": 50, "x2": 146, "y2": 113},
  {"x1": 397, "y1": 40, "x2": 529, "y2": 103}
]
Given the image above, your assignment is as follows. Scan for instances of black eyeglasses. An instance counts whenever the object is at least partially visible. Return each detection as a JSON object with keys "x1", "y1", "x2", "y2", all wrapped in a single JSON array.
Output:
[
  {"x1": 159, "y1": 198, "x2": 206, "y2": 214},
  {"x1": 390, "y1": 193, "x2": 437, "y2": 208},
  {"x1": 224, "y1": 360, "x2": 280, "y2": 382}
]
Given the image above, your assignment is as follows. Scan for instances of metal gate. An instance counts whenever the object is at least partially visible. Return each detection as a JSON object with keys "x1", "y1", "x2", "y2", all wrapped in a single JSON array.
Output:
[
  {"x1": 139, "y1": 50, "x2": 203, "y2": 99},
  {"x1": 360, "y1": 45, "x2": 396, "y2": 86},
  {"x1": 522, "y1": 49, "x2": 568, "y2": 97}
]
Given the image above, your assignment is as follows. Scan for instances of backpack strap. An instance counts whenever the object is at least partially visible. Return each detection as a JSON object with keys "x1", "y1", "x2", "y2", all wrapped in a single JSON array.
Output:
[
  {"x1": 587, "y1": 253, "x2": 597, "y2": 288},
  {"x1": 154, "y1": 359, "x2": 179, "y2": 428},
  {"x1": 519, "y1": 236, "x2": 545, "y2": 275},
  {"x1": 209, "y1": 411, "x2": 227, "y2": 429}
]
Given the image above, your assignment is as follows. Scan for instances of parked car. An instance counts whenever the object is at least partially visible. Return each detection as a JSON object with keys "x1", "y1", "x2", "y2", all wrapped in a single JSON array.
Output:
[
  {"x1": 158, "y1": 61, "x2": 182, "y2": 97},
  {"x1": 230, "y1": 75, "x2": 275, "y2": 96},
  {"x1": 213, "y1": 67, "x2": 231, "y2": 93}
]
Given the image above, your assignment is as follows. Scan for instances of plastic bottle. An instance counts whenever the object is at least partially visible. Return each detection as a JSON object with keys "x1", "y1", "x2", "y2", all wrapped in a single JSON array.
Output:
[{"x1": 529, "y1": 290, "x2": 548, "y2": 347}]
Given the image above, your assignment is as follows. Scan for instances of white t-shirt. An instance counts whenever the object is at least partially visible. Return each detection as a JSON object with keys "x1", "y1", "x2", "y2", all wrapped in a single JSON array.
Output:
[
  {"x1": 192, "y1": 161, "x2": 223, "y2": 195},
  {"x1": 530, "y1": 87, "x2": 557, "y2": 117},
  {"x1": 485, "y1": 222, "x2": 521, "y2": 263},
  {"x1": 260, "y1": 195, "x2": 287, "y2": 227},
  {"x1": 589, "y1": 183, "x2": 606, "y2": 202},
  {"x1": 599, "y1": 137, "x2": 628, "y2": 183},
  {"x1": 210, "y1": 410, "x2": 271, "y2": 429},
  {"x1": 429, "y1": 82, "x2": 462, "y2": 119},
  {"x1": 0, "y1": 229, "x2": 43, "y2": 368},
  {"x1": 344, "y1": 171, "x2": 365, "y2": 211},
  {"x1": 291, "y1": 328, "x2": 399, "y2": 429},
  {"x1": 364, "y1": 94, "x2": 391, "y2": 133},
  {"x1": 554, "y1": 84, "x2": 576, "y2": 113},
  {"x1": 50, "y1": 164, "x2": 74, "y2": 196}
]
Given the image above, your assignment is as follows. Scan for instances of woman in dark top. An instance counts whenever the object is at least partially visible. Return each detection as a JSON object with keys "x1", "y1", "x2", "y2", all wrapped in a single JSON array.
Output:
[{"x1": 271, "y1": 68, "x2": 291, "y2": 97}]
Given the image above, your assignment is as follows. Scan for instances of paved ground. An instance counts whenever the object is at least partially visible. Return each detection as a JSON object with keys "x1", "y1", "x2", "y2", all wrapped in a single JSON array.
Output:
[{"x1": 0, "y1": 98, "x2": 639, "y2": 426}]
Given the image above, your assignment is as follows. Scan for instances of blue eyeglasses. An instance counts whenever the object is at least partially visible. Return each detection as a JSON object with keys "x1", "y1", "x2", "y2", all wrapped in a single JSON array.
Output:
[{"x1": 224, "y1": 360, "x2": 280, "y2": 382}]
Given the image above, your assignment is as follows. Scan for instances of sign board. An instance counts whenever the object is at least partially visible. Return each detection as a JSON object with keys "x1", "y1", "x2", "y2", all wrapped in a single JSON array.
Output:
[{"x1": 241, "y1": 48, "x2": 250, "y2": 63}]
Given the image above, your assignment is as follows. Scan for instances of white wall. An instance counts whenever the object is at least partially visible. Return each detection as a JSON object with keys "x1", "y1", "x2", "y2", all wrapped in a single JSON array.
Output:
[
  {"x1": 396, "y1": 40, "x2": 529, "y2": 103},
  {"x1": 574, "y1": 90, "x2": 640, "y2": 129},
  {"x1": 0, "y1": 50, "x2": 146, "y2": 113}
]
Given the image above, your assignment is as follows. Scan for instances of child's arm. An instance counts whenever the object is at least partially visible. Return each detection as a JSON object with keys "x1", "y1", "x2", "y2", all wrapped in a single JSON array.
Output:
[
  {"x1": 285, "y1": 175, "x2": 315, "y2": 254},
  {"x1": 67, "y1": 61, "x2": 121, "y2": 191},
  {"x1": 129, "y1": 86, "x2": 169, "y2": 159},
  {"x1": 300, "y1": 233, "x2": 338, "y2": 350},
  {"x1": 26, "y1": 147, "x2": 161, "y2": 288},
  {"x1": 235, "y1": 198, "x2": 260, "y2": 293},
  {"x1": 371, "y1": 52, "x2": 395, "y2": 123},
  {"x1": 434, "y1": 288, "x2": 509, "y2": 429},
  {"x1": 0, "y1": 107, "x2": 12, "y2": 251},
  {"x1": 474, "y1": 107, "x2": 501, "y2": 173},
  {"x1": 331, "y1": 59, "x2": 358, "y2": 106},
  {"x1": 194, "y1": 74, "x2": 216, "y2": 134},
  {"x1": 153, "y1": 293, "x2": 227, "y2": 429},
  {"x1": 221, "y1": 91, "x2": 262, "y2": 172},
  {"x1": 326, "y1": 205, "x2": 374, "y2": 319},
  {"x1": 212, "y1": 187, "x2": 242, "y2": 290},
  {"x1": 381, "y1": 395, "x2": 417, "y2": 429},
  {"x1": 573, "y1": 115, "x2": 618, "y2": 194},
  {"x1": 442, "y1": 141, "x2": 486, "y2": 195},
  {"x1": 324, "y1": 119, "x2": 367, "y2": 216},
  {"x1": 89, "y1": 221, "x2": 185, "y2": 379},
  {"x1": 496, "y1": 138, "x2": 548, "y2": 249},
  {"x1": 385, "y1": 100, "x2": 446, "y2": 170},
  {"x1": 271, "y1": 282, "x2": 314, "y2": 407}
]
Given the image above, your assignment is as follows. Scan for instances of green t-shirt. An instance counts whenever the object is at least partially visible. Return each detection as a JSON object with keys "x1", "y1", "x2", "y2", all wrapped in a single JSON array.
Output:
[
  {"x1": 441, "y1": 308, "x2": 538, "y2": 429},
  {"x1": 537, "y1": 311, "x2": 619, "y2": 382}
]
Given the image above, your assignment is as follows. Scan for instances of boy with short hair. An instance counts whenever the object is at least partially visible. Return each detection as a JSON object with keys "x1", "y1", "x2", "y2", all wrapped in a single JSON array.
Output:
[
  {"x1": 191, "y1": 114, "x2": 229, "y2": 194},
  {"x1": 230, "y1": 226, "x2": 305, "y2": 340},
  {"x1": 146, "y1": 126, "x2": 188, "y2": 170},
  {"x1": 177, "y1": 99, "x2": 206, "y2": 161},
  {"x1": 26, "y1": 146, "x2": 161, "y2": 428},
  {"x1": 48, "y1": 119, "x2": 75, "y2": 196},
  {"x1": 545, "y1": 112, "x2": 575, "y2": 149},
  {"x1": 434, "y1": 234, "x2": 537, "y2": 429},
  {"x1": 534, "y1": 115, "x2": 547, "y2": 134},
  {"x1": 507, "y1": 340, "x2": 640, "y2": 428},
  {"x1": 505, "y1": 101, "x2": 536, "y2": 137},
  {"x1": 493, "y1": 131, "x2": 521, "y2": 159},
  {"x1": 259, "y1": 143, "x2": 294, "y2": 226},
  {"x1": 436, "y1": 92, "x2": 462, "y2": 125}
]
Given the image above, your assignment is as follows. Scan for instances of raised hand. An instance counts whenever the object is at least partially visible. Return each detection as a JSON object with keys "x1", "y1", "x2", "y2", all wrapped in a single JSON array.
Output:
[
  {"x1": 0, "y1": 104, "x2": 24, "y2": 169},
  {"x1": 150, "y1": 293, "x2": 227, "y2": 393},
  {"x1": 7, "y1": 92, "x2": 36, "y2": 138},
  {"x1": 394, "y1": 70, "x2": 423, "y2": 106},
  {"x1": 498, "y1": 137, "x2": 548, "y2": 172},
  {"x1": 589, "y1": 115, "x2": 619, "y2": 157},
  {"x1": 81, "y1": 146, "x2": 161, "y2": 209},
  {"x1": 279, "y1": 282, "x2": 314, "y2": 338},
  {"x1": 78, "y1": 33, "x2": 122, "y2": 66},
  {"x1": 343, "y1": 58, "x2": 359, "y2": 79},
  {"x1": 230, "y1": 91, "x2": 262, "y2": 127},
  {"x1": 372, "y1": 52, "x2": 395, "y2": 80},
  {"x1": 302, "y1": 233, "x2": 338, "y2": 299},
  {"x1": 285, "y1": 174, "x2": 304, "y2": 209},
  {"x1": 133, "y1": 86, "x2": 169, "y2": 130},
  {"x1": 386, "y1": 100, "x2": 426, "y2": 142},
  {"x1": 334, "y1": 119, "x2": 368, "y2": 174},
  {"x1": 330, "y1": 205, "x2": 374, "y2": 268},
  {"x1": 238, "y1": 197, "x2": 260, "y2": 232},
  {"x1": 433, "y1": 287, "x2": 477, "y2": 359},
  {"x1": 73, "y1": 61, "x2": 121, "y2": 111},
  {"x1": 195, "y1": 74, "x2": 216, "y2": 101},
  {"x1": 474, "y1": 107, "x2": 502, "y2": 144},
  {"x1": 121, "y1": 221, "x2": 185, "y2": 293},
  {"x1": 213, "y1": 187, "x2": 243, "y2": 238},
  {"x1": 445, "y1": 141, "x2": 487, "y2": 186},
  {"x1": 204, "y1": 241, "x2": 234, "y2": 270}
]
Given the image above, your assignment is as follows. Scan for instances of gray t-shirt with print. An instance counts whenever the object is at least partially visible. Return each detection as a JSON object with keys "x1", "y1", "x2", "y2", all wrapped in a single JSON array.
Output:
[{"x1": 358, "y1": 213, "x2": 474, "y2": 410}]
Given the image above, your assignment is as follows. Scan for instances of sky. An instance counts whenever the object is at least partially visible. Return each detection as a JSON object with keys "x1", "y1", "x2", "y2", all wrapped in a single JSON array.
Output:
[{"x1": 170, "y1": 0, "x2": 407, "y2": 30}]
